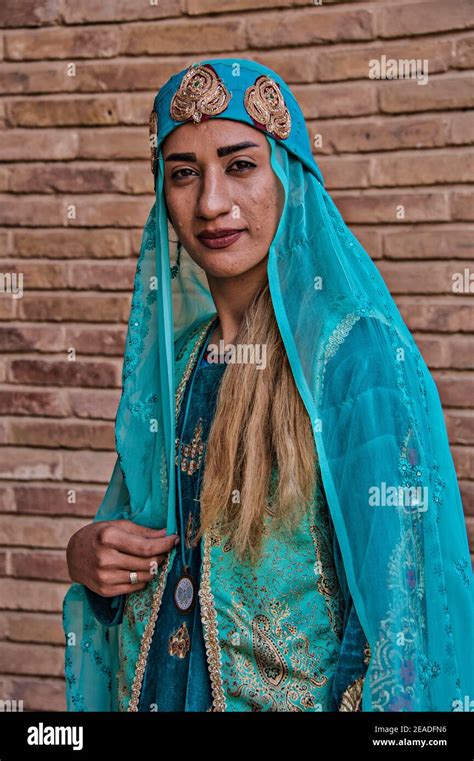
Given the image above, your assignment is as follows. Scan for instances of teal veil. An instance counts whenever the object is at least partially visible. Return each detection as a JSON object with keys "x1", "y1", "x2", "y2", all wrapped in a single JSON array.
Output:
[{"x1": 62, "y1": 59, "x2": 473, "y2": 712}]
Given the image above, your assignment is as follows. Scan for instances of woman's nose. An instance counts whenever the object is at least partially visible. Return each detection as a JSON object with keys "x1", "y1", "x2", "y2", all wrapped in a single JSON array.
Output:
[{"x1": 196, "y1": 170, "x2": 233, "y2": 220}]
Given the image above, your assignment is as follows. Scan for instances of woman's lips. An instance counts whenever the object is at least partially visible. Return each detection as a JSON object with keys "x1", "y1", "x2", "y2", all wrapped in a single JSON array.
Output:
[{"x1": 197, "y1": 229, "x2": 245, "y2": 249}]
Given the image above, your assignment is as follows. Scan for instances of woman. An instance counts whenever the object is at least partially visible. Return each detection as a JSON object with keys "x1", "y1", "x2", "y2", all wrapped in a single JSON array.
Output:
[{"x1": 63, "y1": 59, "x2": 473, "y2": 712}]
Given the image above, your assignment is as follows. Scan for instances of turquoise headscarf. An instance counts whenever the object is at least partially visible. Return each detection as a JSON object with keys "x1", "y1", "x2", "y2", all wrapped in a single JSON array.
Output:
[{"x1": 63, "y1": 58, "x2": 473, "y2": 711}]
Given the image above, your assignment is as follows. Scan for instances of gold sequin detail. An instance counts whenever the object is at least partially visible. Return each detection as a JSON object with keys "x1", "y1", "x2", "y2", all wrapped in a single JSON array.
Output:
[
  {"x1": 175, "y1": 417, "x2": 205, "y2": 476},
  {"x1": 127, "y1": 316, "x2": 216, "y2": 712},
  {"x1": 339, "y1": 675, "x2": 365, "y2": 712},
  {"x1": 170, "y1": 63, "x2": 231, "y2": 124},
  {"x1": 168, "y1": 623, "x2": 191, "y2": 659},
  {"x1": 244, "y1": 75, "x2": 291, "y2": 140},
  {"x1": 149, "y1": 109, "x2": 158, "y2": 175},
  {"x1": 199, "y1": 532, "x2": 227, "y2": 711}
]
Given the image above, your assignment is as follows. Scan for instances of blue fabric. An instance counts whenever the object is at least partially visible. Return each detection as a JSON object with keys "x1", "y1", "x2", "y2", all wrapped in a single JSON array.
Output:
[
  {"x1": 138, "y1": 330, "x2": 226, "y2": 711},
  {"x1": 63, "y1": 57, "x2": 474, "y2": 712}
]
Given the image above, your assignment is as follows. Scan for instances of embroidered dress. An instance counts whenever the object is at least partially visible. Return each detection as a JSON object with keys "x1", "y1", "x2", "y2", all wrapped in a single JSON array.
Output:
[
  {"x1": 84, "y1": 323, "x2": 352, "y2": 711},
  {"x1": 63, "y1": 58, "x2": 474, "y2": 713}
]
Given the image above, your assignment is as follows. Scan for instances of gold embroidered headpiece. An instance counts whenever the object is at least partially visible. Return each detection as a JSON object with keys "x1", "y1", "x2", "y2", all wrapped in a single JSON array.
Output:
[
  {"x1": 244, "y1": 75, "x2": 291, "y2": 140},
  {"x1": 169, "y1": 63, "x2": 232, "y2": 125}
]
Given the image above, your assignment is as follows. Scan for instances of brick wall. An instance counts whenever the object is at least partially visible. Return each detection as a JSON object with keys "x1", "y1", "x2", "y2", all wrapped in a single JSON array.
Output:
[{"x1": 0, "y1": 0, "x2": 472, "y2": 711}]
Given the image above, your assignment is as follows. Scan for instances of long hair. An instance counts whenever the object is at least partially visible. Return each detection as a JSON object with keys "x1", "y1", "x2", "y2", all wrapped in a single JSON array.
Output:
[{"x1": 196, "y1": 281, "x2": 318, "y2": 564}]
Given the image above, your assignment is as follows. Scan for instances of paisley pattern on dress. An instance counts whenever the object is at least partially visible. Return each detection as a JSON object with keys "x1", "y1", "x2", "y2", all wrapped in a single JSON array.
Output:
[{"x1": 200, "y1": 480, "x2": 346, "y2": 711}]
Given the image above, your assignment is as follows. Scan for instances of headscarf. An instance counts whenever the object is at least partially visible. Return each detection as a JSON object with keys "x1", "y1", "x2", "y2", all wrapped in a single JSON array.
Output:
[{"x1": 63, "y1": 58, "x2": 473, "y2": 712}]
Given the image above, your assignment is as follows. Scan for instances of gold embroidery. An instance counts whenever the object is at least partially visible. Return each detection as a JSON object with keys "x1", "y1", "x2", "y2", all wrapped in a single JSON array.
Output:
[
  {"x1": 175, "y1": 417, "x2": 205, "y2": 476},
  {"x1": 170, "y1": 63, "x2": 231, "y2": 124},
  {"x1": 185, "y1": 512, "x2": 198, "y2": 549},
  {"x1": 127, "y1": 554, "x2": 172, "y2": 712},
  {"x1": 199, "y1": 532, "x2": 227, "y2": 711},
  {"x1": 168, "y1": 623, "x2": 191, "y2": 659},
  {"x1": 339, "y1": 675, "x2": 365, "y2": 711},
  {"x1": 338, "y1": 641, "x2": 370, "y2": 712},
  {"x1": 149, "y1": 109, "x2": 158, "y2": 175},
  {"x1": 126, "y1": 316, "x2": 216, "y2": 712},
  {"x1": 244, "y1": 75, "x2": 291, "y2": 140}
]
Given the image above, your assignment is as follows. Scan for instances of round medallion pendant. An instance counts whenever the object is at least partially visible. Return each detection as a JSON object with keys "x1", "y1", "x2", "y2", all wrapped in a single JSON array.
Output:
[{"x1": 174, "y1": 572, "x2": 196, "y2": 614}]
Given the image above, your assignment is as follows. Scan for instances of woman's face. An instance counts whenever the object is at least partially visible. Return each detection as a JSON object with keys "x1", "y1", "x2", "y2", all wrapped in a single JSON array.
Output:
[{"x1": 162, "y1": 119, "x2": 284, "y2": 279}]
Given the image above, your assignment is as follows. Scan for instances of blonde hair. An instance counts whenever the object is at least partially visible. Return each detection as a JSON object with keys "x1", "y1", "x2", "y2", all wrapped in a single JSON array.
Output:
[{"x1": 196, "y1": 282, "x2": 317, "y2": 563}]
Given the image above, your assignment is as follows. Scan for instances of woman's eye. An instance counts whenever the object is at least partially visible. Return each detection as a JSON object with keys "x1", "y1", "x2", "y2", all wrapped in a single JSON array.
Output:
[
  {"x1": 171, "y1": 167, "x2": 196, "y2": 180},
  {"x1": 228, "y1": 160, "x2": 256, "y2": 173}
]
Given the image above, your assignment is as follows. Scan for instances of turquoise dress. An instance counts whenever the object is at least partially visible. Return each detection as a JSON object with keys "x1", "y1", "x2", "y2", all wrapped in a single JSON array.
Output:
[
  {"x1": 84, "y1": 328, "x2": 369, "y2": 711},
  {"x1": 85, "y1": 341, "x2": 227, "y2": 710}
]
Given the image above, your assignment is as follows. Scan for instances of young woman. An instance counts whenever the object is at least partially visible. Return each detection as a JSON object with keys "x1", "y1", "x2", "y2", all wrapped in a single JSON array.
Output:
[{"x1": 63, "y1": 59, "x2": 473, "y2": 712}]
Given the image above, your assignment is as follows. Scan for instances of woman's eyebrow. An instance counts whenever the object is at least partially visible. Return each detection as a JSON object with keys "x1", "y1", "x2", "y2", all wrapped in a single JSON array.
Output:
[{"x1": 165, "y1": 141, "x2": 260, "y2": 162}]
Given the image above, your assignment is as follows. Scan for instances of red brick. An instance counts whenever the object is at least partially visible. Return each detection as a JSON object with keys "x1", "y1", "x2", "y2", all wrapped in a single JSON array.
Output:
[
  {"x1": 370, "y1": 150, "x2": 474, "y2": 187},
  {"x1": 415, "y1": 334, "x2": 474, "y2": 370},
  {"x1": 247, "y1": 8, "x2": 375, "y2": 49},
  {"x1": 314, "y1": 114, "x2": 451, "y2": 155},
  {"x1": 317, "y1": 39, "x2": 452, "y2": 83},
  {"x1": 62, "y1": 0, "x2": 181, "y2": 24},
  {"x1": 63, "y1": 450, "x2": 116, "y2": 483},
  {"x1": 380, "y1": 76, "x2": 474, "y2": 115},
  {"x1": 63, "y1": 326, "x2": 125, "y2": 356},
  {"x1": 451, "y1": 192, "x2": 474, "y2": 221},
  {"x1": 0, "y1": 194, "x2": 152, "y2": 227},
  {"x1": 445, "y1": 410, "x2": 474, "y2": 445},
  {"x1": 317, "y1": 156, "x2": 371, "y2": 189},
  {"x1": 187, "y1": 0, "x2": 309, "y2": 12},
  {"x1": 0, "y1": 642, "x2": 64, "y2": 676},
  {"x1": 0, "y1": 324, "x2": 65, "y2": 352},
  {"x1": 13, "y1": 228, "x2": 133, "y2": 259},
  {"x1": 2, "y1": 418, "x2": 114, "y2": 449},
  {"x1": 378, "y1": 261, "x2": 474, "y2": 295},
  {"x1": 0, "y1": 611, "x2": 64, "y2": 645},
  {"x1": 0, "y1": 448, "x2": 62, "y2": 481},
  {"x1": 5, "y1": 26, "x2": 121, "y2": 61},
  {"x1": 0, "y1": 675, "x2": 66, "y2": 711},
  {"x1": 434, "y1": 373, "x2": 474, "y2": 408},
  {"x1": 333, "y1": 190, "x2": 449, "y2": 224},
  {"x1": 68, "y1": 260, "x2": 136, "y2": 290},
  {"x1": 377, "y1": 0, "x2": 473, "y2": 38},
  {"x1": 0, "y1": 579, "x2": 69, "y2": 612},
  {"x1": 384, "y1": 227, "x2": 474, "y2": 259},
  {"x1": 0, "y1": 515, "x2": 85, "y2": 548},
  {"x1": 0, "y1": 388, "x2": 68, "y2": 417},
  {"x1": 123, "y1": 18, "x2": 247, "y2": 56},
  {"x1": 454, "y1": 35, "x2": 474, "y2": 69},
  {"x1": 0, "y1": 0, "x2": 61, "y2": 28},
  {"x1": 9, "y1": 550, "x2": 69, "y2": 581},
  {"x1": 397, "y1": 297, "x2": 474, "y2": 333},
  {"x1": 18, "y1": 293, "x2": 131, "y2": 323},
  {"x1": 68, "y1": 388, "x2": 120, "y2": 419},
  {"x1": 0, "y1": 129, "x2": 78, "y2": 161},
  {"x1": 294, "y1": 82, "x2": 377, "y2": 119},
  {"x1": 14, "y1": 483, "x2": 105, "y2": 517},
  {"x1": 452, "y1": 446, "x2": 474, "y2": 479},
  {"x1": 8, "y1": 358, "x2": 121, "y2": 388}
]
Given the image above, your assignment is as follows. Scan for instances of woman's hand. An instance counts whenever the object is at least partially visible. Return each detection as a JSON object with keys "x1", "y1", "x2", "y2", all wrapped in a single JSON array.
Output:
[{"x1": 66, "y1": 519, "x2": 179, "y2": 597}]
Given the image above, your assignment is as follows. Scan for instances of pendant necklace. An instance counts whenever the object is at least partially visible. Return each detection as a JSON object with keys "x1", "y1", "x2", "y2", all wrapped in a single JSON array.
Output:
[{"x1": 174, "y1": 317, "x2": 217, "y2": 614}]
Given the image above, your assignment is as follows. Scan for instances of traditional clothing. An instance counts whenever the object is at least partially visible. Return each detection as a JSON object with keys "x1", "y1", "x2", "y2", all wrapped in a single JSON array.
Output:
[{"x1": 63, "y1": 59, "x2": 474, "y2": 712}]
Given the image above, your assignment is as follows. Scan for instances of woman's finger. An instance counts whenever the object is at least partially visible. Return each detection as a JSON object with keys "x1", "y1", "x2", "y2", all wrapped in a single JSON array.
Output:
[
  {"x1": 106, "y1": 549, "x2": 168, "y2": 573},
  {"x1": 97, "y1": 525, "x2": 179, "y2": 557}
]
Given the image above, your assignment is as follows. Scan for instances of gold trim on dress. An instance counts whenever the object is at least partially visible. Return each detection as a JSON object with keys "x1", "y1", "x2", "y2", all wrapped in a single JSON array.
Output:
[
  {"x1": 127, "y1": 316, "x2": 216, "y2": 712},
  {"x1": 244, "y1": 75, "x2": 291, "y2": 140},
  {"x1": 170, "y1": 63, "x2": 232, "y2": 124},
  {"x1": 339, "y1": 675, "x2": 365, "y2": 711},
  {"x1": 338, "y1": 641, "x2": 371, "y2": 712},
  {"x1": 199, "y1": 532, "x2": 227, "y2": 711}
]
